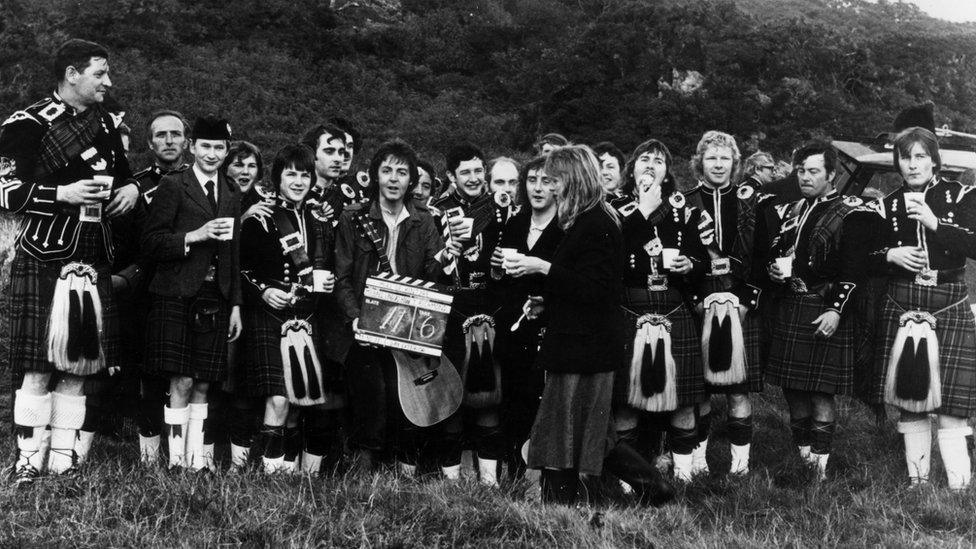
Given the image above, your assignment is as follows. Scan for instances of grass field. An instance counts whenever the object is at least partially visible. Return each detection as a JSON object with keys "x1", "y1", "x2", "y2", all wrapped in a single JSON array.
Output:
[{"x1": 1, "y1": 214, "x2": 975, "y2": 547}]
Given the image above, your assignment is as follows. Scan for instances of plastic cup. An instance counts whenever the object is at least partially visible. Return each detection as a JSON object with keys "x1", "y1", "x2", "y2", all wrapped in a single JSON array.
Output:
[
  {"x1": 775, "y1": 256, "x2": 793, "y2": 278},
  {"x1": 214, "y1": 217, "x2": 235, "y2": 241},
  {"x1": 904, "y1": 191, "x2": 925, "y2": 205},
  {"x1": 662, "y1": 248, "x2": 679, "y2": 270},
  {"x1": 312, "y1": 269, "x2": 332, "y2": 293},
  {"x1": 503, "y1": 252, "x2": 526, "y2": 274}
]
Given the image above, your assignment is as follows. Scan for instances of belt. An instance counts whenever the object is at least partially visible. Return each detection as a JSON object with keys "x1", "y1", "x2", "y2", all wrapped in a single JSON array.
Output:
[{"x1": 893, "y1": 267, "x2": 965, "y2": 285}]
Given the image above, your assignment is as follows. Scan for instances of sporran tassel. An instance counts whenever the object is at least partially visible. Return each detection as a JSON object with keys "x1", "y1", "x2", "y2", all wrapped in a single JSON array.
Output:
[
  {"x1": 66, "y1": 289, "x2": 83, "y2": 362},
  {"x1": 280, "y1": 318, "x2": 327, "y2": 407},
  {"x1": 708, "y1": 316, "x2": 732, "y2": 373},
  {"x1": 304, "y1": 346, "x2": 322, "y2": 401},
  {"x1": 289, "y1": 344, "x2": 306, "y2": 400},
  {"x1": 81, "y1": 288, "x2": 99, "y2": 360},
  {"x1": 885, "y1": 312, "x2": 942, "y2": 413},
  {"x1": 462, "y1": 315, "x2": 502, "y2": 408}
]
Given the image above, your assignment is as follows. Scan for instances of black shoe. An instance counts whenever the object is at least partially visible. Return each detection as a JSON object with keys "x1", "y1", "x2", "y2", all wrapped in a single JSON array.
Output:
[{"x1": 12, "y1": 463, "x2": 40, "y2": 489}]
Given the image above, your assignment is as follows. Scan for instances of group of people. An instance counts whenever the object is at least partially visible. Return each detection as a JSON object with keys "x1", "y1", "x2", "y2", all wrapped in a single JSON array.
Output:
[{"x1": 2, "y1": 39, "x2": 975, "y2": 507}]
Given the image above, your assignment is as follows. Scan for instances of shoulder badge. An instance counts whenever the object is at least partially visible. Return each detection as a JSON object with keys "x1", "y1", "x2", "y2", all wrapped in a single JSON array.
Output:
[
  {"x1": 357, "y1": 171, "x2": 370, "y2": 187},
  {"x1": 426, "y1": 197, "x2": 441, "y2": 217},
  {"x1": 143, "y1": 186, "x2": 157, "y2": 205},
  {"x1": 617, "y1": 201, "x2": 638, "y2": 217},
  {"x1": 774, "y1": 203, "x2": 791, "y2": 219},
  {"x1": 109, "y1": 111, "x2": 125, "y2": 129},
  {"x1": 864, "y1": 199, "x2": 885, "y2": 219},
  {"x1": 736, "y1": 185, "x2": 755, "y2": 200},
  {"x1": 494, "y1": 189, "x2": 511, "y2": 208},
  {"x1": 0, "y1": 156, "x2": 16, "y2": 178},
  {"x1": 669, "y1": 191, "x2": 686, "y2": 209},
  {"x1": 957, "y1": 183, "x2": 975, "y2": 203},
  {"x1": 341, "y1": 183, "x2": 355, "y2": 199},
  {"x1": 2, "y1": 110, "x2": 37, "y2": 127},
  {"x1": 843, "y1": 195, "x2": 863, "y2": 207}
]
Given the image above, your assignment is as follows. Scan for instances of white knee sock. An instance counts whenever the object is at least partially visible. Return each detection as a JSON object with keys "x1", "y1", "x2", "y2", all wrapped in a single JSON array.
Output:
[
  {"x1": 48, "y1": 392, "x2": 86, "y2": 474},
  {"x1": 691, "y1": 438, "x2": 709, "y2": 474},
  {"x1": 897, "y1": 419, "x2": 932, "y2": 484},
  {"x1": 13, "y1": 390, "x2": 52, "y2": 473},
  {"x1": 810, "y1": 452, "x2": 829, "y2": 481},
  {"x1": 164, "y1": 405, "x2": 190, "y2": 469},
  {"x1": 937, "y1": 426, "x2": 972, "y2": 491},
  {"x1": 478, "y1": 457, "x2": 499, "y2": 488},
  {"x1": 302, "y1": 452, "x2": 324, "y2": 475},
  {"x1": 186, "y1": 403, "x2": 208, "y2": 472},
  {"x1": 230, "y1": 443, "x2": 250, "y2": 469},
  {"x1": 672, "y1": 452, "x2": 694, "y2": 482},
  {"x1": 441, "y1": 464, "x2": 461, "y2": 480},
  {"x1": 74, "y1": 430, "x2": 95, "y2": 465},
  {"x1": 139, "y1": 434, "x2": 161, "y2": 464}
]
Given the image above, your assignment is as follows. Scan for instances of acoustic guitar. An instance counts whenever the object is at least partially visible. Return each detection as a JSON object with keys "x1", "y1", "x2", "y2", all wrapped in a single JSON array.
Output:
[{"x1": 392, "y1": 349, "x2": 463, "y2": 427}]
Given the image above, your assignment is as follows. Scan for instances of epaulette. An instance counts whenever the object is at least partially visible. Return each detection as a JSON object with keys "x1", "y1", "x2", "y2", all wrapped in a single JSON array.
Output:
[
  {"x1": 2, "y1": 110, "x2": 39, "y2": 127},
  {"x1": 957, "y1": 182, "x2": 975, "y2": 203},
  {"x1": 736, "y1": 184, "x2": 755, "y2": 200},
  {"x1": 669, "y1": 191, "x2": 686, "y2": 209},
  {"x1": 863, "y1": 198, "x2": 885, "y2": 219},
  {"x1": 356, "y1": 171, "x2": 370, "y2": 188},
  {"x1": 109, "y1": 111, "x2": 125, "y2": 129},
  {"x1": 843, "y1": 195, "x2": 863, "y2": 208}
]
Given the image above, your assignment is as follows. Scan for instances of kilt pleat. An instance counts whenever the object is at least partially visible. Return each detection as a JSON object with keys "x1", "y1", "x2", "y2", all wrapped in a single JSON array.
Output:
[
  {"x1": 766, "y1": 292, "x2": 854, "y2": 394},
  {"x1": 617, "y1": 286, "x2": 705, "y2": 407},
  {"x1": 8, "y1": 251, "x2": 120, "y2": 376},
  {"x1": 144, "y1": 284, "x2": 229, "y2": 382},
  {"x1": 874, "y1": 280, "x2": 976, "y2": 417}
]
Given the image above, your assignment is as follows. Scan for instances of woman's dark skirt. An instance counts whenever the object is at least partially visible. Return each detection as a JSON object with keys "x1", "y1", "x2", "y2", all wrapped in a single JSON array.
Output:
[
  {"x1": 616, "y1": 286, "x2": 705, "y2": 408},
  {"x1": 766, "y1": 292, "x2": 854, "y2": 395},
  {"x1": 527, "y1": 370, "x2": 615, "y2": 475},
  {"x1": 8, "y1": 249, "x2": 120, "y2": 376},
  {"x1": 144, "y1": 283, "x2": 230, "y2": 382},
  {"x1": 874, "y1": 280, "x2": 976, "y2": 417}
]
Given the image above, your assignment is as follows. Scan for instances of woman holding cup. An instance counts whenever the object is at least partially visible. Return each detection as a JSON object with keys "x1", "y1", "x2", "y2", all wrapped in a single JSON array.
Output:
[
  {"x1": 872, "y1": 127, "x2": 976, "y2": 490},
  {"x1": 239, "y1": 144, "x2": 341, "y2": 475},
  {"x1": 504, "y1": 145, "x2": 673, "y2": 506},
  {"x1": 489, "y1": 154, "x2": 564, "y2": 480},
  {"x1": 615, "y1": 139, "x2": 714, "y2": 482}
]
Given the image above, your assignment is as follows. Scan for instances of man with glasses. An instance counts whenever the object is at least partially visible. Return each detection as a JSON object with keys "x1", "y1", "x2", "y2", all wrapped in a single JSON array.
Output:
[{"x1": 741, "y1": 151, "x2": 777, "y2": 191}]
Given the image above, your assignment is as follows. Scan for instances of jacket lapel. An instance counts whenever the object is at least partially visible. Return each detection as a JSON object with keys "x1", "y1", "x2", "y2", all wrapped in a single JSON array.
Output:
[{"x1": 183, "y1": 169, "x2": 215, "y2": 216}]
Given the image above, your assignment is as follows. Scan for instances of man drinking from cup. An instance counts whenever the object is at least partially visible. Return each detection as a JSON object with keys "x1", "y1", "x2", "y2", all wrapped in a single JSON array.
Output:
[
  {"x1": 1, "y1": 39, "x2": 136, "y2": 485},
  {"x1": 760, "y1": 140, "x2": 873, "y2": 480},
  {"x1": 240, "y1": 144, "x2": 341, "y2": 475},
  {"x1": 141, "y1": 116, "x2": 242, "y2": 472}
]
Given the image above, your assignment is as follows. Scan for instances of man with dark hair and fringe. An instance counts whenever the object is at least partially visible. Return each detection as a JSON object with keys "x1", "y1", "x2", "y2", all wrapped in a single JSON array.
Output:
[
  {"x1": 870, "y1": 127, "x2": 976, "y2": 490},
  {"x1": 301, "y1": 122, "x2": 369, "y2": 229},
  {"x1": 240, "y1": 143, "x2": 343, "y2": 475},
  {"x1": 0, "y1": 38, "x2": 135, "y2": 485},
  {"x1": 335, "y1": 139, "x2": 459, "y2": 473},
  {"x1": 429, "y1": 142, "x2": 516, "y2": 486},
  {"x1": 593, "y1": 141, "x2": 627, "y2": 206},
  {"x1": 411, "y1": 159, "x2": 440, "y2": 210},
  {"x1": 760, "y1": 140, "x2": 873, "y2": 480},
  {"x1": 141, "y1": 115, "x2": 243, "y2": 472},
  {"x1": 329, "y1": 116, "x2": 360, "y2": 180},
  {"x1": 106, "y1": 108, "x2": 191, "y2": 466},
  {"x1": 681, "y1": 131, "x2": 766, "y2": 480}
]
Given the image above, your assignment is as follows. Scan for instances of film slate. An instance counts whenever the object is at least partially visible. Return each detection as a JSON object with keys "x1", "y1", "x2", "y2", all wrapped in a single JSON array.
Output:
[{"x1": 356, "y1": 273, "x2": 453, "y2": 356}]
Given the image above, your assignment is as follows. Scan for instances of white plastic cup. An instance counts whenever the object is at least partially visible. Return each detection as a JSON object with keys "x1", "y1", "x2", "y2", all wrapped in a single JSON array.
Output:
[
  {"x1": 499, "y1": 247, "x2": 518, "y2": 262},
  {"x1": 903, "y1": 191, "x2": 925, "y2": 205},
  {"x1": 312, "y1": 269, "x2": 333, "y2": 293},
  {"x1": 214, "y1": 217, "x2": 235, "y2": 241},
  {"x1": 458, "y1": 217, "x2": 474, "y2": 239},
  {"x1": 503, "y1": 251, "x2": 526, "y2": 274},
  {"x1": 775, "y1": 256, "x2": 793, "y2": 278},
  {"x1": 662, "y1": 248, "x2": 679, "y2": 270}
]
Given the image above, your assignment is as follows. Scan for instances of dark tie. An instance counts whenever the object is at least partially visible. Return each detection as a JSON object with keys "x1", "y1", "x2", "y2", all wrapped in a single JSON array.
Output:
[{"x1": 205, "y1": 180, "x2": 217, "y2": 214}]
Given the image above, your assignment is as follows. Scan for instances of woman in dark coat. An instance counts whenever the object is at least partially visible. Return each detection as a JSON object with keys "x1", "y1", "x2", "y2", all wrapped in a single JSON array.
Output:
[{"x1": 506, "y1": 145, "x2": 673, "y2": 506}]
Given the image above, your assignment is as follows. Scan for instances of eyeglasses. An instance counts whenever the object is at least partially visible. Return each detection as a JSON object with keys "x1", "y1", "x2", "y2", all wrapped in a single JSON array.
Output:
[{"x1": 757, "y1": 165, "x2": 775, "y2": 171}]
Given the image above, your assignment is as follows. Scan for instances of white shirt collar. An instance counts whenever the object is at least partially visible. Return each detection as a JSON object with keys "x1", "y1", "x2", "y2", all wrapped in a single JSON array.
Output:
[{"x1": 193, "y1": 164, "x2": 219, "y2": 198}]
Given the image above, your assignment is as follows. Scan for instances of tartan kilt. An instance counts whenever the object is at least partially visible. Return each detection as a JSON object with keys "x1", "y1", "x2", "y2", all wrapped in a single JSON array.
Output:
[
  {"x1": 144, "y1": 283, "x2": 229, "y2": 382},
  {"x1": 241, "y1": 299, "x2": 327, "y2": 398},
  {"x1": 616, "y1": 286, "x2": 705, "y2": 408},
  {"x1": 8, "y1": 251, "x2": 120, "y2": 376},
  {"x1": 766, "y1": 292, "x2": 854, "y2": 395},
  {"x1": 874, "y1": 280, "x2": 976, "y2": 417}
]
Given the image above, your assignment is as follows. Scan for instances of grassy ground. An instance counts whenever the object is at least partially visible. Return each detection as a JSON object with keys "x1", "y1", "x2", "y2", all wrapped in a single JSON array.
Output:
[{"x1": 1, "y1": 213, "x2": 975, "y2": 547}]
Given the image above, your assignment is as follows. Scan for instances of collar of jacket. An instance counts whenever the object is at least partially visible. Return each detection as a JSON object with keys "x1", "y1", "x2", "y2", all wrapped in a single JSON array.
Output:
[{"x1": 367, "y1": 200, "x2": 421, "y2": 222}]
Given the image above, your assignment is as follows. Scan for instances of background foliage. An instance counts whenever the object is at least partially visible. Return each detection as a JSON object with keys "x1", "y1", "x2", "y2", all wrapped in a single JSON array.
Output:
[{"x1": 1, "y1": 0, "x2": 975, "y2": 175}]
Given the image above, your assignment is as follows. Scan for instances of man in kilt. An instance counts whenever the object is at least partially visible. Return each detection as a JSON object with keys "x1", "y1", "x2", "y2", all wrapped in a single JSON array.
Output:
[
  {"x1": 1, "y1": 39, "x2": 137, "y2": 484},
  {"x1": 240, "y1": 144, "x2": 342, "y2": 474},
  {"x1": 141, "y1": 116, "x2": 242, "y2": 471},
  {"x1": 430, "y1": 143, "x2": 515, "y2": 486},
  {"x1": 102, "y1": 109, "x2": 190, "y2": 465},
  {"x1": 682, "y1": 131, "x2": 765, "y2": 476},
  {"x1": 761, "y1": 140, "x2": 873, "y2": 479},
  {"x1": 870, "y1": 127, "x2": 976, "y2": 490}
]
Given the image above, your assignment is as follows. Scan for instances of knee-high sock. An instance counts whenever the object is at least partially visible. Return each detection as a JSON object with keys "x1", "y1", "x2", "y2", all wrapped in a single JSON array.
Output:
[
  {"x1": 186, "y1": 403, "x2": 210, "y2": 471},
  {"x1": 302, "y1": 409, "x2": 336, "y2": 475},
  {"x1": 74, "y1": 430, "x2": 95, "y2": 465},
  {"x1": 283, "y1": 425, "x2": 302, "y2": 473},
  {"x1": 228, "y1": 401, "x2": 257, "y2": 468},
  {"x1": 692, "y1": 411, "x2": 711, "y2": 474},
  {"x1": 164, "y1": 405, "x2": 190, "y2": 469},
  {"x1": 669, "y1": 426, "x2": 698, "y2": 482},
  {"x1": 937, "y1": 426, "x2": 972, "y2": 490},
  {"x1": 790, "y1": 416, "x2": 812, "y2": 460},
  {"x1": 727, "y1": 416, "x2": 753, "y2": 475},
  {"x1": 897, "y1": 419, "x2": 932, "y2": 484},
  {"x1": 48, "y1": 392, "x2": 86, "y2": 474},
  {"x1": 262, "y1": 425, "x2": 285, "y2": 473},
  {"x1": 809, "y1": 420, "x2": 835, "y2": 479},
  {"x1": 13, "y1": 390, "x2": 53, "y2": 473}
]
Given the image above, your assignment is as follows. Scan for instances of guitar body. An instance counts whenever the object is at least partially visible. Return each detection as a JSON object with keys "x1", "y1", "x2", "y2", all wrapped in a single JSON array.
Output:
[{"x1": 392, "y1": 349, "x2": 463, "y2": 427}]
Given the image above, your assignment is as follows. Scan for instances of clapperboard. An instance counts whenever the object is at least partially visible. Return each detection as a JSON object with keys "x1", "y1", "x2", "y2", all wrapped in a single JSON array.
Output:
[{"x1": 356, "y1": 273, "x2": 453, "y2": 357}]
